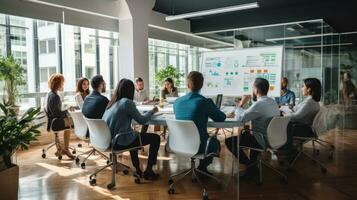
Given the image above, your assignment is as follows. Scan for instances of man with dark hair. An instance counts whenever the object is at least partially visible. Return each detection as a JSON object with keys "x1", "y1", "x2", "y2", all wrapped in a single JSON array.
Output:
[
  {"x1": 276, "y1": 77, "x2": 295, "y2": 107},
  {"x1": 134, "y1": 77, "x2": 149, "y2": 103},
  {"x1": 174, "y1": 71, "x2": 226, "y2": 174},
  {"x1": 225, "y1": 78, "x2": 280, "y2": 175},
  {"x1": 82, "y1": 75, "x2": 109, "y2": 119}
]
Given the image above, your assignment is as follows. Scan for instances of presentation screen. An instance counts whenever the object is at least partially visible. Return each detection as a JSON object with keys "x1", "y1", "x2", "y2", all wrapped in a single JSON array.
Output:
[{"x1": 200, "y1": 46, "x2": 283, "y2": 97}]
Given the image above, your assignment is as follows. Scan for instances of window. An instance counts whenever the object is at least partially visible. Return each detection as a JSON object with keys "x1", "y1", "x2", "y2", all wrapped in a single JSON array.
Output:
[
  {"x1": 40, "y1": 67, "x2": 57, "y2": 82},
  {"x1": 85, "y1": 66, "x2": 95, "y2": 79},
  {"x1": 39, "y1": 39, "x2": 56, "y2": 54},
  {"x1": 84, "y1": 39, "x2": 96, "y2": 54}
]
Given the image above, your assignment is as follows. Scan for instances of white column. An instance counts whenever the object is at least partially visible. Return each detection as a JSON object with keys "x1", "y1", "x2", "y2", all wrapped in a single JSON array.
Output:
[{"x1": 118, "y1": 0, "x2": 153, "y2": 88}]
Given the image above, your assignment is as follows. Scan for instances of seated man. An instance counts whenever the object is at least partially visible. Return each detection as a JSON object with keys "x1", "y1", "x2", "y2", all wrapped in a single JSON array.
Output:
[
  {"x1": 134, "y1": 77, "x2": 150, "y2": 103},
  {"x1": 82, "y1": 75, "x2": 109, "y2": 119},
  {"x1": 174, "y1": 71, "x2": 226, "y2": 173},
  {"x1": 225, "y1": 78, "x2": 280, "y2": 174},
  {"x1": 276, "y1": 77, "x2": 295, "y2": 107}
]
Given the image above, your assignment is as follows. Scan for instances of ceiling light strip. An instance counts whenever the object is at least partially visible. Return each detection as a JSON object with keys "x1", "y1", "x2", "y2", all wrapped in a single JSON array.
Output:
[
  {"x1": 292, "y1": 43, "x2": 353, "y2": 49},
  {"x1": 148, "y1": 24, "x2": 234, "y2": 47},
  {"x1": 195, "y1": 19, "x2": 323, "y2": 35},
  {"x1": 165, "y1": 2, "x2": 259, "y2": 21},
  {"x1": 24, "y1": 0, "x2": 118, "y2": 20}
]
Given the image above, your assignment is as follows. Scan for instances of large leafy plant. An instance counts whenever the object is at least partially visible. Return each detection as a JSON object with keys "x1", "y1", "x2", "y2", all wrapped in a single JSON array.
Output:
[
  {"x1": 155, "y1": 65, "x2": 184, "y2": 94},
  {"x1": 0, "y1": 102, "x2": 43, "y2": 169},
  {"x1": 0, "y1": 55, "x2": 25, "y2": 106}
]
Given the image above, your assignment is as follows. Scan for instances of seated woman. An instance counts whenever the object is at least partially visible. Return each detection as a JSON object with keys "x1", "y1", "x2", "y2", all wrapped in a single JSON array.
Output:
[
  {"x1": 74, "y1": 77, "x2": 90, "y2": 109},
  {"x1": 46, "y1": 74, "x2": 75, "y2": 159},
  {"x1": 103, "y1": 79, "x2": 160, "y2": 180},
  {"x1": 284, "y1": 78, "x2": 321, "y2": 145},
  {"x1": 160, "y1": 78, "x2": 178, "y2": 99}
]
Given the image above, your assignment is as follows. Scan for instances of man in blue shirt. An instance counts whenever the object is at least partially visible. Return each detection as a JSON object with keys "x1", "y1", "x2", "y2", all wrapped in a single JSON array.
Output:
[
  {"x1": 276, "y1": 77, "x2": 295, "y2": 107},
  {"x1": 174, "y1": 71, "x2": 226, "y2": 173}
]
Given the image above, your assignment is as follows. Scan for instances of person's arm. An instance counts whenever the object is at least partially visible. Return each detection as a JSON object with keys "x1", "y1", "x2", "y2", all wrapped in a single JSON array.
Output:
[
  {"x1": 291, "y1": 92, "x2": 296, "y2": 107},
  {"x1": 234, "y1": 103, "x2": 260, "y2": 123},
  {"x1": 75, "y1": 93, "x2": 84, "y2": 108},
  {"x1": 206, "y1": 98, "x2": 226, "y2": 122},
  {"x1": 286, "y1": 101, "x2": 310, "y2": 121},
  {"x1": 126, "y1": 100, "x2": 154, "y2": 124}
]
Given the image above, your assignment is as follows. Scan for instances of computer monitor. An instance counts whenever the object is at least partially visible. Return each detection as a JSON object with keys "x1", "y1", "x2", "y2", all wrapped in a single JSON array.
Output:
[{"x1": 215, "y1": 94, "x2": 223, "y2": 109}]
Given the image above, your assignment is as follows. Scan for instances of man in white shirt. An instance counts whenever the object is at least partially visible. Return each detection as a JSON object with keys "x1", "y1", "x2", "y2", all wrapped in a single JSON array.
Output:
[
  {"x1": 225, "y1": 78, "x2": 280, "y2": 174},
  {"x1": 134, "y1": 77, "x2": 150, "y2": 103}
]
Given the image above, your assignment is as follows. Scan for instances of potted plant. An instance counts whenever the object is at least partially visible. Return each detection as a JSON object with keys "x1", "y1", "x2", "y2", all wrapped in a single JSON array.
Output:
[
  {"x1": 0, "y1": 102, "x2": 42, "y2": 200},
  {"x1": 154, "y1": 65, "x2": 184, "y2": 97},
  {"x1": 0, "y1": 55, "x2": 26, "y2": 112}
]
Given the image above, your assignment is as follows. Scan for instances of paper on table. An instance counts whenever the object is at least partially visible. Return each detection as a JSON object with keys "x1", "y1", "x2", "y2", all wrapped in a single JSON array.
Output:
[{"x1": 280, "y1": 105, "x2": 293, "y2": 114}]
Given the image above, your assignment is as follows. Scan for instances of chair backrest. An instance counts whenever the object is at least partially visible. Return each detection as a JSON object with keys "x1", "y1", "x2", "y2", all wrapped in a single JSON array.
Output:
[
  {"x1": 312, "y1": 106, "x2": 340, "y2": 136},
  {"x1": 166, "y1": 119, "x2": 201, "y2": 157},
  {"x1": 69, "y1": 111, "x2": 87, "y2": 140},
  {"x1": 83, "y1": 117, "x2": 112, "y2": 151},
  {"x1": 266, "y1": 116, "x2": 291, "y2": 149}
]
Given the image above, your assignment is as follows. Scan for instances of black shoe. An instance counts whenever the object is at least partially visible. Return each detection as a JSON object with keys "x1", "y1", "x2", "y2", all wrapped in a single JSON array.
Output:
[
  {"x1": 143, "y1": 170, "x2": 160, "y2": 180},
  {"x1": 135, "y1": 169, "x2": 143, "y2": 178}
]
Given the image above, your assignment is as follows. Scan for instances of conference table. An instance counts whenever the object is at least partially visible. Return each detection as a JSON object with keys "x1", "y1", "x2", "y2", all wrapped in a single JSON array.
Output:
[{"x1": 135, "y1": 104, "x2": 242, "y2": 129}]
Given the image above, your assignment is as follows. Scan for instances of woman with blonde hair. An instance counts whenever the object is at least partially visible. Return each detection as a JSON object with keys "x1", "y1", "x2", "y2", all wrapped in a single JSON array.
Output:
[{"x1": 46, "y1": 73, "x2": 75, "y2": 159}]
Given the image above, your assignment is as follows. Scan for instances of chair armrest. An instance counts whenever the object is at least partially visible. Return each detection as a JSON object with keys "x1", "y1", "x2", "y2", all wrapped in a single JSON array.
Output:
[{"x1": 111, "y1": 132, "x2": 144, "y2": 152}]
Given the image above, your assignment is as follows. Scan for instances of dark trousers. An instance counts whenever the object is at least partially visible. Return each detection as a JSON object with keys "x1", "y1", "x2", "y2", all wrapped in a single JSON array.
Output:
[
  {"x1": 286, "y1": 122, "x2": 315, "y2": 148},
  {"x1": 225, "y1": 133, "x2": 262, "y2": 165},
  {"x1": 114, "y1": 133, "x2": 160, "y2": 169}
]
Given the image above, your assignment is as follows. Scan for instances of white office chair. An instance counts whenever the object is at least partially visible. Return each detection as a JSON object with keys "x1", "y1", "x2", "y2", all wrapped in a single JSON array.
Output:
[
  {"x1": 240, "y1": 116, "x2": 290, "y2": 184},
  {"x1": 69, "y1": 111, "x2": 109, "y2": 169},
  {"x1": 166, "y1": 119, "x2": 220, "y2": 200},
  {"x1": 84, "y1": 117, "x2": 143, "y2": 190},
  {"x1": 288, "y1": 106, "x2": 339, "y2": 172}
]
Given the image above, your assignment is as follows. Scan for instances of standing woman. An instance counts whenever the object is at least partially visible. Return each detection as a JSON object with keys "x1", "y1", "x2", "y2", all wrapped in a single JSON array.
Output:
[
  {"x1": 75, "y1": 77, "x2": 90, "y2": 109},
  {"x1": 103, "y1": 79, "x2": 160, "y2": 180},
  {"x1": 160, "y1": 78, "x2": 178, "y2": 99},
  {"x1": 46, "y1": 74, "x2": 75, "y2": 159}
]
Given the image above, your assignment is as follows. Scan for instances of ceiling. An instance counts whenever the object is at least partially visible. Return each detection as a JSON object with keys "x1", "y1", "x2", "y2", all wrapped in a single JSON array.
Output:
[{"x1": 153, "y1": 0, "x2": 357, "y2": 33}]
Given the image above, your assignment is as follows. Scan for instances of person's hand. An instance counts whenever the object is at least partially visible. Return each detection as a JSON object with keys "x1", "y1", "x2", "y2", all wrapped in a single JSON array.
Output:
[
  {"x1": 68, "y1": 106, "x2": 75, "y2": 112},
  {"x1": 152, "y1": 106, "x2": 159, "y2": 113},
  {"x1": 226, "y1": 112, "x2": 235, "y2": 118},
  {"x1": 238, "y1": 95, "x2": 251, "y2": 107}
]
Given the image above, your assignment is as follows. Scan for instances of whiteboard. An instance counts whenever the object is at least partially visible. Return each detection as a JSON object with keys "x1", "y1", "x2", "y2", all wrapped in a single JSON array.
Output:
[{"x1": 200, "y1": 46, "x2": 283, "y2": 97}]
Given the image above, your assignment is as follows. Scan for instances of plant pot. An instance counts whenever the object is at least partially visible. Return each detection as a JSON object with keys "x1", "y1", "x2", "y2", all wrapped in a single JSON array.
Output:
[{"x1": 0, "y1": 164, "x2": 19, "y2": 200}]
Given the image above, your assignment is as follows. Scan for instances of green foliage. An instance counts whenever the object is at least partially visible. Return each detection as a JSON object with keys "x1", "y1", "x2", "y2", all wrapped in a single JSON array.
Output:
[
  {"x1": 0, "y1": 101, "x2": 43, "y2": 169},
  {"x1": 0, "y1": 55, "x2": 26, "y2": 106},
  {"x1": 155, "y1": 65, "x2": 184, "y2": 92}
]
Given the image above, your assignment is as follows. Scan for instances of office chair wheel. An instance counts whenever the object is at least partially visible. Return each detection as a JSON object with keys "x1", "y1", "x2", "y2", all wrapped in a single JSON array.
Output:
[
  {"x1": 168, "y1": 178, "x2": 174, "y2": 185},
  {"x1": 72, "y1": 150, "x2": 76, "y2": 154},
  {"x1": 75, "y1": 158, "x2": 80, "y2": 163},
  {"x1": 78, "y1": 144, "x2": 82, "y2": 148},
  {"x1": 123, "y1": 169, "x2": 129, "y2": 175},
  {"x1": 106, "y1": 160, "x2": 110, "y2": 165},
  {"x1": 331, "y1": 145, "x2": 335, "y2": 149},
  {"x1": 168, "y1": 187, "x2": 175, "y2": 194},
  {"x1": 42, "y1": 153, "x2": 46, "y2": 159},
  {"x1": 58, "y1": 155, "x2": 62, "y2": 160},
  {"x1": 89, "y1": 178, "x2": 96, "y2": 186},
  {"x1": 191, "y1": 177, "x2": 197, "y2": 183},
  {"x1": 314, "y1": 149, "x2": 320, "y2": 155},
  {"x1": 107, "y1": 183, "x2": 115, "y2": 190},
  {"x1": 321, "y1": 167, "x2": 327, "y2": 174},
  {"x1": 202, "y1": 190, "x2": 209, "y2": 200},
  {"x1": 81, "y1": 163, "x2": 86, "y2": 169},
  {"x1": 134, "y1": 177, "x2": 141, "y2": 184}
]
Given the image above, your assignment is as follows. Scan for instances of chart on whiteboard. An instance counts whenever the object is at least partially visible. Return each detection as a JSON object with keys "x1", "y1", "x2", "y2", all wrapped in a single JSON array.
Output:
[{"x1": 201, "y1": 46, "x2": 283, "y2": 97}]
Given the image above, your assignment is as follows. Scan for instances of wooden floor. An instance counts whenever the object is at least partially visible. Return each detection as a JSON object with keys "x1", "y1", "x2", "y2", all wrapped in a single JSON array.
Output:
[{"x1": 16, "y1": 129, "x2": 357, "y2": 200}]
